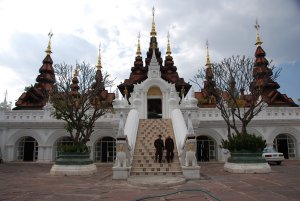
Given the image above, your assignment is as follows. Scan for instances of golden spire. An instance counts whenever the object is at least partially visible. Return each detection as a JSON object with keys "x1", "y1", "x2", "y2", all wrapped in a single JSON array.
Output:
[
  {"x1": 124, "y1": 87, "x2": 128, "y2": 97},
  {"x1": 136, "y1": 32, "x2": 142, "y2": 56},
  {"x1": 150, "y1": 7, "x2": 157, "y2": 37},
  {"x1": 73, "y1": 64, "x2": 79, "y2": 78},
  {"x1": 205, "y1": 40, "x2": 211, "y2": 67},
  {"x1": 166, "y1": 31, "x2": 171, "y2": 56},
  {"x1": 45, "y1": 31, "x2": 53, "y2": 55},
  {"x1": 254, "y1": 19, "x2": 263, "y2": 46},
  {"x1": 96, "y1": 43, "x2": 102, "y2": 70}
]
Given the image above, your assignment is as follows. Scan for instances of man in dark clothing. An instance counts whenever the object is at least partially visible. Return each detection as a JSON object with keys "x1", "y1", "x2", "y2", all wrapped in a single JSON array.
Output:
[
  {"x1": 154, "y1": 135, "x2": 164, "y2": 163},
  {"x1": 165, "y1": 136, "x2": 174, "y2": 163}
]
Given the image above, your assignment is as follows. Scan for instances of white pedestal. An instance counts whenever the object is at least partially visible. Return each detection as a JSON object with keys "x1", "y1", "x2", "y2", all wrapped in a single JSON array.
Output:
[
  {"x1": 182, "y1": 166, "x2": 201, "y2": 179},
  {"x1": 112, "y1": 166, "x2": 131, "y2": 180},
  {"x1": 224, "y1": 162, "x2": 271, "y2": 173},
  {"x1": 50, "y1": 164, "x2": 97, "y2": 176}
]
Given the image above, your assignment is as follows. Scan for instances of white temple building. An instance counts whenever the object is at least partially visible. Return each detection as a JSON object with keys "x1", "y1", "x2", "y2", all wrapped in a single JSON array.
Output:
[{"x1": 0, "y1": 11, "x2": 299, "y2": 167}]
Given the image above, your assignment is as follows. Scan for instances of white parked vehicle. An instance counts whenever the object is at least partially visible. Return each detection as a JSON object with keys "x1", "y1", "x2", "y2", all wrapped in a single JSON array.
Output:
[{"x1": 262, "y1": 147, "x2": 284, "y2": 165}]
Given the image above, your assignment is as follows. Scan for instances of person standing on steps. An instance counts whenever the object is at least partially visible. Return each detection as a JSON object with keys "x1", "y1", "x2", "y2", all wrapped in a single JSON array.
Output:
[
  {"x1": 165, "y1": 136, "x2": 174, "y2": 163},
  {"x1": 154, "y1": 135, "x2": 164, "y2": 163}
]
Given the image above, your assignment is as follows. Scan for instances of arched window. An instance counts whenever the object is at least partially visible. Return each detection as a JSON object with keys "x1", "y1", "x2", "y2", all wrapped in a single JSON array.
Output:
[
  {"x1": 273, "y1": 134, "x2": 296, "y2": 159},
  {"x1": 196, "y1": 136, "x2": 217, "y2": 161},
  {"x1": 94, "y1": 137, "x2": 116, "y2": 162},
  {"x1": 16, "y1": 136, "x2": 38, "y2": 161}
]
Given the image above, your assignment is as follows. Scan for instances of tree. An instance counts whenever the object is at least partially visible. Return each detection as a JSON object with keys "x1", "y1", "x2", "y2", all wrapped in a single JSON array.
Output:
[
  {"x1": 50, "y1": 62, "x2": 114, "y2": 146},
  {"x1": 191, "y1": 55, "x2": 280, "y2": 137}
]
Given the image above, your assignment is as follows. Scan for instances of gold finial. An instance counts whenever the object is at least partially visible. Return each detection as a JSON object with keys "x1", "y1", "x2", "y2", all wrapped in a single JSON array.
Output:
[
  {"x1": 4, "y1": 90, "x2": 8, "y2": 104},
  {"x1": 150, "y1": 7, "x2": 157, "y2": 37},
  {"x1": 181, "y1": 86, "x2": 185, "y2": 97},
  {"x1": 96, "y1": 43, "x2": 102, "y2": 70},
  {"x1": 166, "y1": 31, "x2": 171, "y2": 56},
  {"x1": 45, "y1": 31, "x2": 53, "y2": 55},
  {"x1": 124, "y1": 87, "x2": 128, "y2": 96},
  {"x1": 205, "y1": 40, "x2": 211, "y2": 67},
  {"x1": 254, "y1": 19, "x2": 263, "y2": 46},
  {"x1": 73, "y1": 64, "x2": 79, "y2": 77},
  {"x1": 136, "y1": 32, "x2": 142, "y2": 56}
]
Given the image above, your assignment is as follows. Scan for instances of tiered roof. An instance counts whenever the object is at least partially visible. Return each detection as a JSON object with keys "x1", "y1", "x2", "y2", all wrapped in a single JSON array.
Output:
[
  {"x1": 118, "y1": 8, "x2": 191, "y2": 102},
  {"x1": 195, "y1": 21, "x2": 298, "y2": 108},
  {"x1": 14, "y1": 33, "x2": 56, "y2": 110},
  {"x1": 195, "y1": 42, "x2": 217, "y2": 108},
  {"x1": 252, "y1": 20, "x2": 297, "y2": 107},
  {"x1": 91, "y1": 46, "x2": 115, "y2": 106}
]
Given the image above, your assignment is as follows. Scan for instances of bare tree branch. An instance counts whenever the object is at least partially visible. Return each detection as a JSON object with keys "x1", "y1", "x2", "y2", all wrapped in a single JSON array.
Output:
[{"x1": 50, "y1": 62, "x2": 114, "y2": 145}]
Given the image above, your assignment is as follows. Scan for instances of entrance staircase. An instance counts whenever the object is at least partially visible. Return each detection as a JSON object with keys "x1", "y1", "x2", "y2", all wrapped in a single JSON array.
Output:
[{"x1": 130, "y1": 119, "x2": 182, "y2": 176}]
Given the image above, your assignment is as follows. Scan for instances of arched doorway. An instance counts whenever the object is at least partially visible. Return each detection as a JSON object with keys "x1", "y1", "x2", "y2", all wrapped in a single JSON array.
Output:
[
  {"x1": 147, "y1": 86, "x2": 162, "y2": 119},
  {"x1": 16, "y1": 136, "x2": 38, "y2": 161},
  {"x1": 273, "y1": 134, "x2": 296, "y2": 159},
  {"x1": 196, "y1": 136, "x2": 217, "y2": 161},
  {"x1": 94, "y1": 137, "x2": 116, "y2": 162},
  {"x1": 53, "y1": 136, "x2": 73, "y2": 160}
]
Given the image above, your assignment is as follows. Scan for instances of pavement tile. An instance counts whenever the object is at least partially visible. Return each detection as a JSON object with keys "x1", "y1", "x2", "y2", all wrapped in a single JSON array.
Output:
[{"x1": 1, "y1": 161, "x2": 300, "y2": 201}]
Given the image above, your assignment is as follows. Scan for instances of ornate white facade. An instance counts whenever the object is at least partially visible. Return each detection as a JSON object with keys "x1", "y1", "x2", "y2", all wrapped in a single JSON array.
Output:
[{"x1": 1, "y1": 64, "x2": 299, "y2": 163}]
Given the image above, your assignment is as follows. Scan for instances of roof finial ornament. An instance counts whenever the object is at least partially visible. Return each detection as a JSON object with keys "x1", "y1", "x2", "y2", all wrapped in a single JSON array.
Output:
[
  {"x1": 96, "y1": 43, "x2": 102, "y2": 71},
  {"x1": 4, "y1": 90, "x2": 8, "y2": 104},
  {"x1": 150, "y1": 7, "x2": 157, "y2": 37},
  {"x1": 166, "y1": 31, "x2": 172, "y2": 56},
  {"x1": 255, "y1": 19, "x2": 263, "y2": 47},
  {"x1": 205, "y1": 40, "x2": 211, "y2": 67},
  {"x1": 136, "y1": 32, "x2": 142, "y2": 56},
  {"x1": 73, "y1": 63, "x2": 79, "y2": 78},
  {"x1": 45, "y1": 30, "x2": 53, "y2": 55}
]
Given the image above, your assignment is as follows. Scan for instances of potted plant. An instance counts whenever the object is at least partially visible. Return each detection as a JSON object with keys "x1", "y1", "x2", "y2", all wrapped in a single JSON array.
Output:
[
  {"x1": 56, "y1": 143, "x2": 92, "y2": 165},
  {"x1": 49, "y1": 61, "x2": 114, "y2": 175},
  {"x1": 221, "y1": 133, "x2": 266, "y2": 163}
]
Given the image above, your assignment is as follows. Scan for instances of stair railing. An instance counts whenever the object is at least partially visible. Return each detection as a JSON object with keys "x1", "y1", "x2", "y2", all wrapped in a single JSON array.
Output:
[
  {"x1": 171, "y1": 109, "x2": 188, "y2": 166},
  {"x1": 124, "y1": 109, "x2": 139, "y2": 165}
]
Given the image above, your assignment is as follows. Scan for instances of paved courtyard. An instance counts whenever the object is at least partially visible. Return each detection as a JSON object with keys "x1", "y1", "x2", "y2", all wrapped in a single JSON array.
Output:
[{"x1": 0, "y1": 160, "x2": 300, "y2": 201}]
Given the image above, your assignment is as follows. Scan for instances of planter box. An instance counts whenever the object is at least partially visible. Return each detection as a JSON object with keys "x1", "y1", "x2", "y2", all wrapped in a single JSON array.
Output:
[
  {"x1": 225, "y1": 151, "x2": 271, "y2": 174},
  {"x1": 51, "y1": 152, "x2": 97, "y2": 176},
  {"x1": 228, "y1": 151, "x2": 266, "y2": 163},
  {"x1": 224, "y1": 162, "x2": 271, "y2": 173},
  {"x1": 55, "y1": 152, "x2": 93, "y2": 165}
]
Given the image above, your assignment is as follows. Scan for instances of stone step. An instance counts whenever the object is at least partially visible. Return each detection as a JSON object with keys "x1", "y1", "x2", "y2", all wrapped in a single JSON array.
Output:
[
  {"x1": 133, "y1": 154, "x2": 179, "y2": 159},
  {"x1": 132, "y1": 162, "x2": 180, "y2": 168},
  {"x1": 134, "y1": 147, "x2": 178, "y2": 151},
  {"x1": 130, "y1": 171, "x2": 182, "y2": 176},
  {"x1": 133, "y1": 151, "x2": 178, "y2": 159},
  {"x1": 131, "y1": 167, "x2": 181, "y2": 172},
  {"x1": 130, "y1": 119, "x2": 182, "y2": 177},
  {"x1": 132, "y1": 157, "x2": 179, "y2": 162}
]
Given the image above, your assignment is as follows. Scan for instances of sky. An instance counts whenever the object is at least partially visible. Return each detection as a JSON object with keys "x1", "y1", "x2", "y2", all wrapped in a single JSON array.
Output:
[{"x1": 0, "y1": 0, "x2": 299, "y2": 105}]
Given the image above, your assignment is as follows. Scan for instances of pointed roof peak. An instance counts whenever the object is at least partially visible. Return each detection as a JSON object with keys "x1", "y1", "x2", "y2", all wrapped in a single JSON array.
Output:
[
  {"x1": 254, "y1": 19, "x2": 263, "y2": 47},
  {"x1": 45, "y1": 31, "x2": 53, "y2": 55},
  {"x1": 150, "y1": 7, "x2": 157, "y2": 37},
  {"x1": 73, "y1": 64, "x2": 79, "y2": 78},
  {"x1": 166, "y1": 31, "x2": 172, "y2": 56},
  {"x1": 4, "y1": 90, "x2": 8, "y2": 104},
  {"x1": 136, "y1": 32, "x2": 142, "y2": 56},
  {"x1": 150, "y1": 48, "x2": 158, "y2": 64},
  {"x1": 205, "y1": 40, "x2": 211, "y2": 67},
  {"x1": 96, "y1": 43, "x2": 102, "y2": 70}
]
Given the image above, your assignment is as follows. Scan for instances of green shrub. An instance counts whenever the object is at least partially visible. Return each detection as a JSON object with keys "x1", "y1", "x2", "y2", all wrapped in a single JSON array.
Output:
[
  {"x1": 221, "y1": 133, "x2": 266, "y2": 152},
  {"x1": 58, "y1": 143, "x2": 89, "y2": 153}
]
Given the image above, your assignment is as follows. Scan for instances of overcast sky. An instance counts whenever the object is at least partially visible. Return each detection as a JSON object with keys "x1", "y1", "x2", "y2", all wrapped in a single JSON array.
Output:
[{"x1": 0, "y1": 0, "x2": 299, "y2": 105}]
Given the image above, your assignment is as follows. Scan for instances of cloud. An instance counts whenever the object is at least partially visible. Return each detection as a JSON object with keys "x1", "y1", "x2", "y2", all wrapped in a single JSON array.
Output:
[{"x1": 0, "y1": 0, "x2": 299, "y2": 103}]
